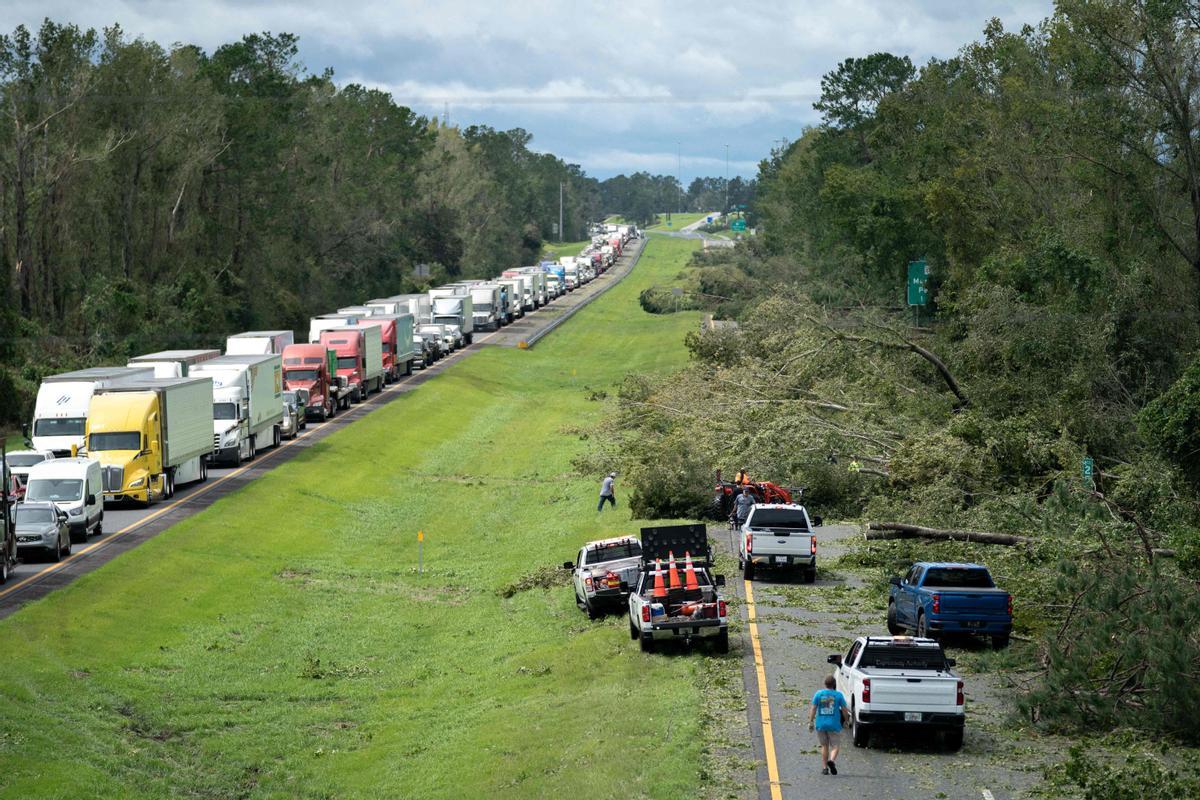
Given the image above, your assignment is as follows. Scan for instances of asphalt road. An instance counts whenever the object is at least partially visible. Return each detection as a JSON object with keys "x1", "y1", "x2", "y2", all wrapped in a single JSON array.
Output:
[
  {"x1": 0, "y1": 238, "x2": 645, "y2": 618},
  {"x1": 717, "y1": 522, "x2": 1053, "y2": 800}
]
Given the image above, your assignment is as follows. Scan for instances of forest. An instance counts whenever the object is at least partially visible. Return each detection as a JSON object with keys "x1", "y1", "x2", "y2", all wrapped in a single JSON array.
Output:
[
  {"x1": 0, "y1": 20, "x2": 740, "y2": 426},
  {"x1": 590, "y1": 0, "x2": 1200, "y2": 764}
]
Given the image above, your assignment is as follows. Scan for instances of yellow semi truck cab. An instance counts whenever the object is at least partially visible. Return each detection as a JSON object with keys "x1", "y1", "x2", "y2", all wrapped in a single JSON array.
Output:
[
  {"x1": 86, "y1": 392, "x2": 162, "y2": 503},
  {"x1": 85, "y1": 377, "x2": 214, "y2": 506}
]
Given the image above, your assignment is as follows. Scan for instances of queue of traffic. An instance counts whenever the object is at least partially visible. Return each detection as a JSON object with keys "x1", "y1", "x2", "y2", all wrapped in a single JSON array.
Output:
[{"x1": 0, "y1": 223, "x2": 642, "y2": 578}]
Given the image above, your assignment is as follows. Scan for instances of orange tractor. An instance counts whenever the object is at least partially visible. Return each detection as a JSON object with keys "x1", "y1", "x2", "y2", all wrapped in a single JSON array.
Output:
[{"x1": 710, "y1": 470, "x2": 803, "y2": 522}]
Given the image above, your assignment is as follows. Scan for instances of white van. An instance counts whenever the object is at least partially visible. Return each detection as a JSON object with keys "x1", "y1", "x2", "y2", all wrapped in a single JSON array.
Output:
[{"x1": 23, "y1": 457, "x2": 104, "y2": 543}]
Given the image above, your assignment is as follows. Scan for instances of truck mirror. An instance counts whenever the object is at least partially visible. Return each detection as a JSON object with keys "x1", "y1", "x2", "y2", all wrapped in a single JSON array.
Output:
[
  {"x1": 827, "y1": 654, "x2": 842, "y2": 665},
  {"x1": 561, "y1": 561, "x2": 573, "y2": 570},
  {"x1": 812, "y1": 515, "x2": 823, "y2": 527},
  {"x1": 21, "y1": 422, "x2": 29, "y2": 439},
  {"x1": 714, "y1": 574, "x2": 726, "y2": 586},
  {"x1": 86, "y1": 494, "x2": 96, "y2": 505},
  {"x1": 946, "y1": 658, "x2": 957, "y2": 668},
  {"x1": 889, "y1": 576, "x2": 901, "y2": 586}
]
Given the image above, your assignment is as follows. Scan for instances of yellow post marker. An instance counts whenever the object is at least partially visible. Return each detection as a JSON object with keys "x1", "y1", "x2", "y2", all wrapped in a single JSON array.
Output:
[{"x1": 418, "y1": 530, "x2": 424, "y2": 574}]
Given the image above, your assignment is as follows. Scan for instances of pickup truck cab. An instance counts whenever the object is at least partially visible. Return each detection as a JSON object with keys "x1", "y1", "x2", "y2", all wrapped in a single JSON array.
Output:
[
  {"x1": 563, "y1": 536, "x2": 643, "y2": 619},
  {"x1": 888, "y1": 562, "x2": 1012, "y2": 649},
  {"x1": 828, "y1": 635, "x2": 964, "y2": 750},
  {"x1": 738, "y1": 503, "x2": 821, "y2": 582},
  {"x1": 627, "y1": 524, "x2": 729, "y2": 653}
]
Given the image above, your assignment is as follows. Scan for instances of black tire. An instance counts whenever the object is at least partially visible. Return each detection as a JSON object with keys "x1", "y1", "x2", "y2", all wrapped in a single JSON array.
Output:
[
  {"x1": 992, "y1": 634, "x2": 1010, "y2": 650},
  {"x1": 586, "y1": 599, "x2": 600, "y2": 620},
  {"x1": 804, "y1": 567, "x2": 817, "y2": 584},
  {"x1": 166, "y1": 470, "x2": 175, "y2": 499},
  {"x1": 62, "y1": 534, "x2": 72, "y2": 557},
  {"x1": 639, "y1": 635, "x2": 655, "y2": 653},
  {"x1": 943, "y1": 728, "x2": 964, "y2": 752},
  {"x1": 231, "y1": 442, "x2": 243, "y2": 468},
  {"x1": 273, "y1": 426, "x2": 281, "y2": 449},
  {"x1": 95, "y1": 516, "x2": 103, "y2": 537},
  {"x1": 630, "y1": 621, "x2": 639, "y2": 640},
  {"x1": 1, "y1": 557, "x2": 8, "y2": 584},
  {"x1": 707, "y1": 495, "x2": 726, "y2": 521},
  {"x1": 405, "y1": 359, "x2": 413, "y2": 376},
  {"x1": 852, "y1": 704, "x2": 870, "y2": 748},
  {"x1": 200, "y1": 460, "x2": 208, "y2": 481},
  {"x1": 916, "y1": 612, "x2": 930, "y2": 640},
  {"x1": 714, "y1": 628, "x2": 730, "y2": 654},
  {"x1": 887, "y1": 602, "x2": 903, "y2": 634},
  {"x1": 50, "y1": 541, "x2": 62, "y2": 563},
  {"x1": 743, "y1": 558, "x2": 755, "y2": 581}
]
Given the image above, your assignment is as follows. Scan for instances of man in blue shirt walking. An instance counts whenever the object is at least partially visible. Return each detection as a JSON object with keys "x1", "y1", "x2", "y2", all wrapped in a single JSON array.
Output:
[{"x1": 807, "y1": 674, "x2": 849, "y2": 775}]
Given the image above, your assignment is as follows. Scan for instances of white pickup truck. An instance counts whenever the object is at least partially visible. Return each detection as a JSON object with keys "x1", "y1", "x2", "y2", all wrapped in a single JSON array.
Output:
[
  {"x1": 564, "y1": 536, "x2": 643, "y2": 619},
  {"x1": 738, "y1": 503, "x2": 821, "y2": 583},
  {"x1": 827, "y1": 636, "x2": 965, "y2": 751},
  {"x1": 627, "y1": 524, "x2": 729, "y2": 654}
]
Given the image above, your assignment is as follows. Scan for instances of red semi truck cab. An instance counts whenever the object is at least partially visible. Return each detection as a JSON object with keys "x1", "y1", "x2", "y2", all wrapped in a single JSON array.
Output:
[
  {"x1": 282, "y1": 344, "x2": 335, "y2": 420},
  {"x1": 354, "y1": 318, "x2": 398, "y2": 383},
  {"x1": 319, "y1": 329, "x2": 366, "y2": 403}
]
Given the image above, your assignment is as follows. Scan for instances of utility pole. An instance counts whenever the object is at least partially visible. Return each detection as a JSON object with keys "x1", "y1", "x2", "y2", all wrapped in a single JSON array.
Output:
[
  {"x1": 676, "y1": 141, "x2": 682, "y2": 214},
  {"x1": 558, "y1": 181, "x2": 564, "y2": 243},
  {"x1": 724, "y1": 143, "x2": 730, "y2": 215}
]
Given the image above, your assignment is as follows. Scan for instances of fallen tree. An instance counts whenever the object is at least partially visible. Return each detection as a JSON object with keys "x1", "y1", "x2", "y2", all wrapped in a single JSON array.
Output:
[{"x1": 864, "y1": 521, "x2": 1032, "y2": 547}]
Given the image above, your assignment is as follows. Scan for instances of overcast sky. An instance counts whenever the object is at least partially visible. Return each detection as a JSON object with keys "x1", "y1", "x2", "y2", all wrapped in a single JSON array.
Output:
[{"x1": 1, "y1": 1, "x2": 1055, "y2": 180}]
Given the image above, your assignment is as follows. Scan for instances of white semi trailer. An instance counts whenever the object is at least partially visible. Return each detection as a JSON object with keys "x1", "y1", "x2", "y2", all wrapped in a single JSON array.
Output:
[{"x1": 191, "y1": 354, "x2": 284, "y2": 465}]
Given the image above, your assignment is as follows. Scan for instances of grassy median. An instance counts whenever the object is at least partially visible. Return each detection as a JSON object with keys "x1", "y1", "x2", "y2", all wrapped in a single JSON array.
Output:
[{"x1": 0, "y1": 238, "x2": 710, "y2": 798}]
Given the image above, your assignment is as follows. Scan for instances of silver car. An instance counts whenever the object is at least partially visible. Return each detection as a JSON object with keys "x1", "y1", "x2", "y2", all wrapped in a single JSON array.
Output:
[{"x1": 14, "y1": 501, "x2": 71, "y2": 561}]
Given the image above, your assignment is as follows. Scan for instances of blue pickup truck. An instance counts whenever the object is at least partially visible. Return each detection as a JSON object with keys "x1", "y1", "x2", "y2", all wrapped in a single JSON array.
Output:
[{"x1": 887, "y1": 562, "x2": 1012, "y2": 649}]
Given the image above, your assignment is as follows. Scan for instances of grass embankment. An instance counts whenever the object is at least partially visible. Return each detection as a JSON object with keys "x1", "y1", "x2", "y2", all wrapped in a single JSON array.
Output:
[
  {"x1": 646, "y1": 212, "x2": 713, "y2": 231},
  {"x1": 0, "y1": 238, "x2": 711, "y2": 798},
  {"x1": 539, "y1": 239, "x2": 590, "y2": 259}
]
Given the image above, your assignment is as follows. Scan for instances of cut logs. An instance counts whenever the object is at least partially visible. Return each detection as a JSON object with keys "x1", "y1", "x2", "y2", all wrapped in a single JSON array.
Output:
[{"x1": 864, "y1": 521, "x2": 1032, "y2": 547}]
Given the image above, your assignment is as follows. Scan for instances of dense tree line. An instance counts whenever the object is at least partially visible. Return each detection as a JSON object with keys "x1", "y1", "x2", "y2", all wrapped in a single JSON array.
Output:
[
  {"x1": 0, "y1": 21, "x2": 604, "y2": 423},
  {"x1": 597, "y1": 172, "x2": 756, "y2": 226},
  {"x1": 589, "y1": 0, "x2": 1200, "y2": 756}
]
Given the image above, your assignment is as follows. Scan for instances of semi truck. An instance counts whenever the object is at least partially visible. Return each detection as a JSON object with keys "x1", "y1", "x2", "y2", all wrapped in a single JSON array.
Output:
[
  {"x1": 428, "y1": 292, "x2": 475, "y2": 345},
  {"x1": 365, "y1": 298, "x2": 407, "y2": 317},
  {"x1": 191, "y1": 354, "x2": 284, "y2": 465},
  {"x1": 353, "y1": 315, "x2": 415, "y2": 382},
  {"x1": 515, "y1": 269, "x2": 547, "y2": 306},
  {"x1": 30, "y1": 367, "x2": 156, "y2": 457},
  {"x1": 281, "y1": 343, "x2": 350, "y2": 420},
  {"x1": 320, "y1": 326, "x2": 383, "y2": 401},
  {"x1": 560, "y1": 258, "x2": 580, "y2": 289},
  {"x1": 501, "y1": 273, "x2": 536, "y2": 312},
  {"x1": 496, "y1": 279, "x2": 526, "y2": 318},
  {"x1": 127, "y1": 350, "x2": 221, "y2": 378},
  {"x1": 87, "y1": 376, "x2": 213, "y2": 505},
  {"x1": 388, "y1": 294, "x2": 432, "y2": 326},
  {"x1": 226, "y1": 331, "x2": 295, "y2": 355},
  {"x1": 467, "y1": 285, "x2": 502, "y2": 331}
]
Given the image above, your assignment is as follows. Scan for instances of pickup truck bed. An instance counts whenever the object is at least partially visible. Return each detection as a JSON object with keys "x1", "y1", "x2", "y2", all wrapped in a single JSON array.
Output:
[{"x1": 888, "y1": 562, "x2": 1012, "y2": 648}]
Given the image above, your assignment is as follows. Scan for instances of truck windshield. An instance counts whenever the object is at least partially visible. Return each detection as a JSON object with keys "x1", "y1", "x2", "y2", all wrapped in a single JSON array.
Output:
[
  {"x1": 585, "y1": 542, "x2": 642, "y2": 564},
  {"x1": 88, "y1": 432, "x2": 141, "y2": 451},
  {"x1": 858, "y1": 645, "x2": 949, "y2": 671},
  {"x1": 213, "y1": 403, "x2": 238, "y2": 421},
  {"x1": 6, "y1": 453, "x2": 47, "y2": 468},
  {"x1": 748, "y1": 509, "x2": 809, "y2": 529},
  {"x1": 922, "y1": 568, "x2": 994, "y2": 589},
  {"x1": 33, "y1": 417, "x2": 85, "y2": 437},
  {"x1": 285, "y1": 369, "x2": 318, "y2": 382},
  {"x1": 26, "y1": 478, "x2": 83, "y2": 502},
  {"x1": 15, "y1": 506, "x2": 57, "y2": 524},
  {"x1": 336, "y1": 357, "x2": 357, "y2": 370}
]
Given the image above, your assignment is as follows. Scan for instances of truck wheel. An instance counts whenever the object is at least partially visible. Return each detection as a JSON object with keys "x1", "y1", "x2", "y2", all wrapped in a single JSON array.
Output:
[
  {"x1": 630, "y1": 621, "x2": 639, "y2": 640},
  {"x1": 232, "y1": 445, "x2": 242, "y2": 468},
  {"x1": 991, "y1": 634, "x2": 1010, "y2": 650},
  {"x1": 803, "y1": 567, "x2": 817, "y2": 584},
  {"x1": 273, "y1": 426, "x2": 281, "y2": 449},
  {"x1": 247, "y1": 436, "x2": 257, "y2": 462},
  {"x1": 639, "y1": 635, "x2": 655, "y2": 653},
  {"x1": 1, "y1": 557, "x2": 8, "y2": 584},
  {"x1": 887, "y1": 602, "x2": 903, "y2": 634},
  {"x1": 943, "y1": 728, "x2": 964, "y2": 752},
  {"x1": 585, "y1": 599, "x2": 600, "y2": 620},
  {"x1": 916, "y1": 612, "x2": 931, "y2": 640},
  {"x1": 165, "y1": 470, "x2": 175, "y2": 499},
  {"x1": 852, "y1": 705, "x2": 870, "y2": 748},
  {"x1": 714, "y1": 628, "x2": 730, "y2": 654},
  {"x1": 742, "y1": 559, "x2": 755, "y2": 581}
]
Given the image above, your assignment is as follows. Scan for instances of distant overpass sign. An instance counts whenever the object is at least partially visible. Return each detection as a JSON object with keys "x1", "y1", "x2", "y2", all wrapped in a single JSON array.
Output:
[{"x1": 731, "y1": 219, "x2": 746, "y2": 232}]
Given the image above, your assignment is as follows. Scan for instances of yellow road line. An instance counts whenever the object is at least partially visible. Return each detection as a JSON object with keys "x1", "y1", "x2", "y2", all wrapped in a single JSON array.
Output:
[{"x1": 745, "y1": 580, "x2": 783, "y2": 800}]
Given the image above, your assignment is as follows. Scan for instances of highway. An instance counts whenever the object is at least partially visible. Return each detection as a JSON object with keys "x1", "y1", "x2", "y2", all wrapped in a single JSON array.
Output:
[{"x1": 0, "y1": 237, "x2": 644, "y2": 618}]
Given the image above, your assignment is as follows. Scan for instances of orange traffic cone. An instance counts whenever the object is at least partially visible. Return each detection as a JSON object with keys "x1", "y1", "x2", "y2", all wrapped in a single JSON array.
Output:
[
  {"x1": 667, "y1": 551, "x2": 682, "y2": 590},
  {"x1": 683, "y1": 551, "x2": 702, "y2": 600},
  {"x1": 652, "y1": 559, "x2": 667, "y2": 600}
]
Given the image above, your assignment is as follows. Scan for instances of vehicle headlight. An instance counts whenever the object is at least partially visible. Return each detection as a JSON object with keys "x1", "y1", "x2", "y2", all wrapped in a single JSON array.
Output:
[
  {"x1": 129, "y1": 477, "x2": 145, "y2": 488},
  {"x1": 223, "y1": 431, "x2": 240, "y2": 446},
  {"x1": 68, "y1": 507, "x2": 83, "y2": 517}
]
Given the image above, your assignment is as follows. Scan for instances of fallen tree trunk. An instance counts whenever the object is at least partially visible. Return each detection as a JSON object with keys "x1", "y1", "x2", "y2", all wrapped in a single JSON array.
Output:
[{"x1": 865, "y1": 521, "x2": 1033, "y2": 547}]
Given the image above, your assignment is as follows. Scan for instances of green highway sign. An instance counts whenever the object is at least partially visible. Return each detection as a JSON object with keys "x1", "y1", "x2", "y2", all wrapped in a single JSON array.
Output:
[
  {"x1": 1082, "y1": 456, "x2": 1095, "y2": 487},
  {"x1": 907, "y1": 259, "x2": 929, "y2": 306},
  {"x1": 731, "y1": 219, "x2": 747, "y2": 231}
]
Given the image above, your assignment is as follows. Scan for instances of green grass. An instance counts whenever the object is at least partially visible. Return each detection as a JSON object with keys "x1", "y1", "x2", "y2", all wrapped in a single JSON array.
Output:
[
  {"x1": 646, "y1": 212, "x2": 714, "y2": 231},
  {"x1": 0, "y1": 238, "x2": 712, "y2": 798},
  {"x1": 539, "y1": 239, "x2": 590, "y2": 259}
]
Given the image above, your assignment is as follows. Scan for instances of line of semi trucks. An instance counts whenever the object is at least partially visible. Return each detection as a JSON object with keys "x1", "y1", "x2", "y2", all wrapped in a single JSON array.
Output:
[{"x1": 0, "y1": 225, "x2": 639, "y2": 574}]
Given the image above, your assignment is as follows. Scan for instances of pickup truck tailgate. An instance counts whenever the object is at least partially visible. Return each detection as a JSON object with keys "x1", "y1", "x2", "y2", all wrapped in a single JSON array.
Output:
[
  {"x1": 864, "y1": 672, "x2": 959, "y2": 711},
  {"x1": 748, "y1": 529, "x2": 813, "y2": 556},
  {"x1": 938, "y1": 588, "x2": 1008, "y2": 616}
]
